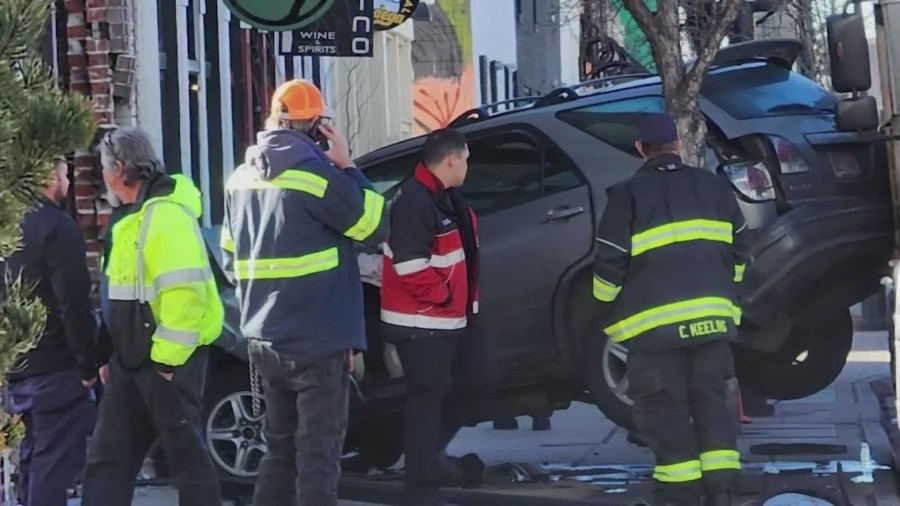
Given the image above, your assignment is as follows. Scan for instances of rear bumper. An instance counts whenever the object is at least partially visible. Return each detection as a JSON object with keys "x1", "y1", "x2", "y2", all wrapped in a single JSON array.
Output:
[{"x1": 740, "y1": 200, "x2": 893, "y2": 340}]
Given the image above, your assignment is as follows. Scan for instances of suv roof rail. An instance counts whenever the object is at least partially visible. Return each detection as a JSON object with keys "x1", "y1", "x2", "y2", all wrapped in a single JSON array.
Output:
[
  {"x1": 535, "y1": 87, "x2": 579, "y2": 107},
  {"x1": 570, "y1": 73, "x2": 655, "y2": 92},
  {"x1": 534, "y1": 73, "x2": 654, "y2": 107},
  {"x1": 447, "y1": 97, "x2": 542, "y2": 128},
  {"x1": 482, "y1": 97, "x2": 541, "y2": 113},
  {"x1": 445, "y1": 72, "x2": 653, "y2": 128}
]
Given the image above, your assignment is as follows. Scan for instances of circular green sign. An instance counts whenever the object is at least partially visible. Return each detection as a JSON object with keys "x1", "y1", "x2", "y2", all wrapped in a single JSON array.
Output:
[{"x1": 223, "y1": 0, "x2": 337, "y2": 31}]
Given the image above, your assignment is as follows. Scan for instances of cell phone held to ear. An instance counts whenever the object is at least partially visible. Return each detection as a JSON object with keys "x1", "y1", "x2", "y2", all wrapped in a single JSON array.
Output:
[{"x1": 311, "y1": 117, "x2": 331, "y2": 152}]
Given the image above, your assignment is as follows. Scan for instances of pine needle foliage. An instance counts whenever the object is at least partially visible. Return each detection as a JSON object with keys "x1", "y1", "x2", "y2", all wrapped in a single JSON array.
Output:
[{"x1": 0, "y1": 0, "x2": 96, "y2": 448}]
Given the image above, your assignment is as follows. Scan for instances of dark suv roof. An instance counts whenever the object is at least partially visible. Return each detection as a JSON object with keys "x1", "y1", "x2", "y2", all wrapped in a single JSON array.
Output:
[{"x1": 358, "y1": 38, "x2": 810, "y2": 166}]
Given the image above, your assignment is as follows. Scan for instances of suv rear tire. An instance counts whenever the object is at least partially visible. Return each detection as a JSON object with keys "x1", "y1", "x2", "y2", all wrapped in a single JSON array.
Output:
[{"x1": 733, "y1": 308, "x2": 853, "y2": 400}]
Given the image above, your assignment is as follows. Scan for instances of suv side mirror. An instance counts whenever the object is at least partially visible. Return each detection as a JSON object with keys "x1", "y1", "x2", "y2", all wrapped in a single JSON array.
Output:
[{"x1": 825, "y1": 13, "x2": 871, "y2": 93}]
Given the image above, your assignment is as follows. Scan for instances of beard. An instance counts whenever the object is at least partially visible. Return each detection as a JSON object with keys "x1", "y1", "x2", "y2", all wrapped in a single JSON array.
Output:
[{"x1": 104, "y1": 188, "x2": 123, "y2": 208}]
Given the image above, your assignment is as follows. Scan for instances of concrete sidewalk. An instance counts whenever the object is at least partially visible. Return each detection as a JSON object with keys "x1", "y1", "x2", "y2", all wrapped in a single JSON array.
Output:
[{"x1": 86, "y1": 331, "x2": 899, "y2": 504}]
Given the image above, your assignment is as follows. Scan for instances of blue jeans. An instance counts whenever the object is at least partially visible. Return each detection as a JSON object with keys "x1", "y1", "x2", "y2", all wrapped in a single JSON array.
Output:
[{"x1": 5, "y1": 369, "x2": 95, "y2": 506}]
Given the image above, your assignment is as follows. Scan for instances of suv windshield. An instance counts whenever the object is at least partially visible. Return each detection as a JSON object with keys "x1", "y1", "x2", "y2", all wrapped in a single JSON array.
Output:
[{"x1": 701, "y1": 63, "x2": 838, "y2": 119}]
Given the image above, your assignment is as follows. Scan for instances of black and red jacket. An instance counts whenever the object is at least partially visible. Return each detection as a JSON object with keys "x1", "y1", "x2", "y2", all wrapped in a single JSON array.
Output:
[{"x1": 380, "y1": 163, "x2": 479, "y2": 331}]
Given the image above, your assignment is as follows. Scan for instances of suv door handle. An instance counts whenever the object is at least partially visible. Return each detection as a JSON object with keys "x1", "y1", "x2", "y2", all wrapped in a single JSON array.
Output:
[{"x1": 543, "y1": 205, "x2": 585, "y2": 223}]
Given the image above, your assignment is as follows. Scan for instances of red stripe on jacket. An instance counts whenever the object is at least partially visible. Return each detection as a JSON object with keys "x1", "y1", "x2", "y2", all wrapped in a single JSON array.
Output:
[{"x1": 380, "y1": 164, "x2": 479, "y2": 330}]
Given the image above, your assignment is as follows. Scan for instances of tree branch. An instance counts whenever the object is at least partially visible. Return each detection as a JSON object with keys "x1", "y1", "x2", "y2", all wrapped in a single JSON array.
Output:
[
  {"x1": 681, "y1": 0, "x2": 743, "y2": 98},
  {"x1": 619, "y1": 0, "x2": 659, "y2": 45}
]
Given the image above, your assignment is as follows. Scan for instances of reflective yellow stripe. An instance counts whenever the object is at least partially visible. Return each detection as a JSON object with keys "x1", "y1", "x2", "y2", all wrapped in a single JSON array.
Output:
[
  {"x1": 226, "y1": 168, "x2": 328, "y2": 198},
  {"x1": 156, "y1": 325, "x2": 199, "y2": 346},
  {"x1": 221, "y1": 225, "x2": 235, "y2": 253},
  {"x1": 652, "y1": 459, "x2": 702, "y2": 483},
  {"x1": 108, "y1": 268, "x2": 211, "y2": 301},
  {"x1": 593, "y1": 275, "x2": 621, "y2": 302},
  {"x1": 604, "y1": 296, "x2": 741, "y2": 343},
  {"x1": 274, "y1": 170, "x2": 328, "y2": 197},
  {"x1": 234, "y1": 248, "x2": 339, "y2": 280},
  {"x1": 734, "y1": 264, "x2": 745, "y2": 282},
  {"x1": 154, "y1": 268, "x2": 210, "y2": 290},
  {"x1": 631, "y1": 219, "x2": 732, "y2": 256},
  {"x1": 344, "y1": 189, "x2": 385, "y2": 242},
  {"x1": 700, "y1": 449, "x2": 741, "y2": 472}
]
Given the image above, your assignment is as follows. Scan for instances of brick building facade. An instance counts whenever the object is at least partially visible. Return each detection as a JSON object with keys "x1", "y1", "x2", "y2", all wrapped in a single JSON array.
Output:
[
  {"x1": 46, "y1": 0, "x2": 416, "y2": 299},
  {"x1": 58, "y1": 0, "x2": 133, "y2": 291}
]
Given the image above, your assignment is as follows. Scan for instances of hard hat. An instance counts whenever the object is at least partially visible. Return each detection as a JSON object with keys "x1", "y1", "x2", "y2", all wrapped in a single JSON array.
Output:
[{"x1": 269, "y1": 79, "x2": 325, "y2": 122}]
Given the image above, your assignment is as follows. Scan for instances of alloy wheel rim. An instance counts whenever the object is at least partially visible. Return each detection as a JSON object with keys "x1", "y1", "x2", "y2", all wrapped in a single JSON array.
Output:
[
  {"x1": 602, "y1": 339, "x2": 633, "y2": 406},
  {"x1": 206, "y1": 391, "x2": 267, "y2": 477}
]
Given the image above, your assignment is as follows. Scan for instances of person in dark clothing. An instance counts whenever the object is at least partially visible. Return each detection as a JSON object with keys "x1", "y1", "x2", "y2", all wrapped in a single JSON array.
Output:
[
  {"x1": 4, "y1": 158, "x2": 98, "y2": 506},
  {"x1": 592, "y1": 113, "x2": 750, "y2": 506},
  {"x1": 222, "y1": 79, "x2": 388, "y2": 506},
  {"x1": 380, "y1": 128, "x2": 498, "y2": 506}
]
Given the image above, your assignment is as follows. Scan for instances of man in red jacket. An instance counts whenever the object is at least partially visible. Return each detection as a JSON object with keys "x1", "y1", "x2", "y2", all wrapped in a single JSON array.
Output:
[{"x1": 380, "y1": 128, "x2": 496, "y2": 506}]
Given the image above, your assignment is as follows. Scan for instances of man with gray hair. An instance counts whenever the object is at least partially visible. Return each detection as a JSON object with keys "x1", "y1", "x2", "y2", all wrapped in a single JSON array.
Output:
[{"x1": 80, "y1": 127, "x2": 224, "y2": 506}]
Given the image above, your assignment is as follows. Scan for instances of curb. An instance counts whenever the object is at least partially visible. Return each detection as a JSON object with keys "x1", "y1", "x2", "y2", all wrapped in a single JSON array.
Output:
[{"x1": 869, "y1": 378, "x2": 900, "y2": 474}]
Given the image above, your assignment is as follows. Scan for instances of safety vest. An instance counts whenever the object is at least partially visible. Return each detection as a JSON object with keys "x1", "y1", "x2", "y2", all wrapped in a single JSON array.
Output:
[{"x1": 106, "y1": 174, "x2": 223, "y2": 366}]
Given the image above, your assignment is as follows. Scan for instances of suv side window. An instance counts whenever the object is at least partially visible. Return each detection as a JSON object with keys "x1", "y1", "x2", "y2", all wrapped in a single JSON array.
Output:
[
  {"x1": 362, "y1": 131, "x2": 583, "y2": 217},
  {"x1": 362, "y1": 153, "x2": 419, "y2": 197},
  {"x1": 463, "y1": 131, "x2": 582, "y2": 216},
  {"x1": 557, "y1": 96, "x2": 666, "y2": 157}
]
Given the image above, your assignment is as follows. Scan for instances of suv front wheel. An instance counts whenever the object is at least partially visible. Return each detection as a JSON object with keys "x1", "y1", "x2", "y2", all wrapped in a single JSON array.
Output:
[{"x1": 585, "y1": 330, "x2": 636, "y2": 432}]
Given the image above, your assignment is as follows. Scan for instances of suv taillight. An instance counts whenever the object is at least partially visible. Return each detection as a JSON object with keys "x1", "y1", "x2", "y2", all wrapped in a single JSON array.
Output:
[
  {"x1": 769, "y1": 136, "x2": 811, "y2": 174},
  {"x1": 721, "y1": 161, "x2": 776, "y2": 201}
]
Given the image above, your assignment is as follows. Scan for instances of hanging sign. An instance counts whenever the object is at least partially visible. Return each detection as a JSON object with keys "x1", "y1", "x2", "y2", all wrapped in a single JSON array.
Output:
[
  {"x1": 224, "y1": 0, "x2": 376, "y2": 57},
  {"x1": 373, "y1": 0, "x2": 419, "y2": 30}
]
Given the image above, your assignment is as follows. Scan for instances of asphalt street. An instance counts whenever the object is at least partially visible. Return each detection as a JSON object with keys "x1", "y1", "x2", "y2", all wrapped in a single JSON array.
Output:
[{"x1": 74, "y1": 331, "x2": 900, "y2": 505}]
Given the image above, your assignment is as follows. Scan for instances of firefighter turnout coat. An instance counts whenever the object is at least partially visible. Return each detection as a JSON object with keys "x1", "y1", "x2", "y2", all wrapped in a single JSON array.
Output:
[
  {"x1": 593, "y1": 154, "x2": 750, "y2": 351},
  {"x1": 222, "y1": 129, "x2": 388, "y2": 358}
]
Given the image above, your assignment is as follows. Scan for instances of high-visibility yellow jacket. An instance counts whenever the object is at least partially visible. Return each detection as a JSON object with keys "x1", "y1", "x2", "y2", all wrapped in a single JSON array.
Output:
[{"x1": 105, "y1": 173, "x2": 223, "y2": 368}]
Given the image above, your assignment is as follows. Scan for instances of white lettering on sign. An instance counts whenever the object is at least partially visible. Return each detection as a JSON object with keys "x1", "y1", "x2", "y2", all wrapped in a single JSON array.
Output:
[
  {"x1": 352, "y1": 0, "x2": 371, "y2": 56},
  {"x1": 352, "y1": 15, "x2": 371, "y2": 55},
  {"x1": 298, "y1": 31, "x2": 337, "y2": 40}
]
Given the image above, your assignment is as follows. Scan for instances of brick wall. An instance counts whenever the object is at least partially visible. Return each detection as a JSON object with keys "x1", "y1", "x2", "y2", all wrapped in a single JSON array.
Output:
[{"x1": 61, "y1": 0, "x2": 134, "y2": 299}]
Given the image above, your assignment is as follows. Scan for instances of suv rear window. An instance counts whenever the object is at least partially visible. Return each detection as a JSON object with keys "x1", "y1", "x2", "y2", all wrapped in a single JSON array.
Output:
[
  {"x1": 701, "y1": 63, "x2": 838, "y2": 119},
  {"x1": 556, "y1": 96, "x2": 666, "y2": 157}
]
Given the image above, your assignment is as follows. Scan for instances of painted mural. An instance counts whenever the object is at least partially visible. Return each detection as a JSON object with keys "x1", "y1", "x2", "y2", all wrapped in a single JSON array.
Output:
[
  {"x1": 411, "y1": 0, "x2": 474, "y2": 135},
  {"x1": 611, "y1": 0, "x2": 657, "y2": 72}
]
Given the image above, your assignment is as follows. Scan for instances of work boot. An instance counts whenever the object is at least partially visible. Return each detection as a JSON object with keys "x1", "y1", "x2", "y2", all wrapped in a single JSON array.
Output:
[{"x1": 532, "y1": 414, "x2": 551, "y2": 431}]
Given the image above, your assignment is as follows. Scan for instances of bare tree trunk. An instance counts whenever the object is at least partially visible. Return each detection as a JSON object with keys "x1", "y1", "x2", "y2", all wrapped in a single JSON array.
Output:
[
  {"x1": 617, "y1": 0, "x2": 742, "y2": 166},
  {"x1": 788, "y1": 0, "x2": 821, "y2": 80}
]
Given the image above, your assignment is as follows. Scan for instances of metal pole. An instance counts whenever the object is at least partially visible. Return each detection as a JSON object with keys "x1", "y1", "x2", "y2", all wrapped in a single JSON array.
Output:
[{"x1": 893, "y1": 261, "x2": 900, "y2": 431}]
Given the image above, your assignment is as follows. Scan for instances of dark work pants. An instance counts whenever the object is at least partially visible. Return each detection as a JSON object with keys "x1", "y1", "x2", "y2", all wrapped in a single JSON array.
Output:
[
  {"x1": 628, "y1": 340, "x2": 740, "y2": 505},
  {"x1": 394, "y1": 326, "x2": 499, "y2": 506},
  {"x1": 80, "y1": 349, "x2": 221, "y2": 506},
  {"x1": 249, "y1": 341, "x2": 350, "y2": 506},
  {"x1": 5, "y1": 369, "x2": 95, "y2": 506}
]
